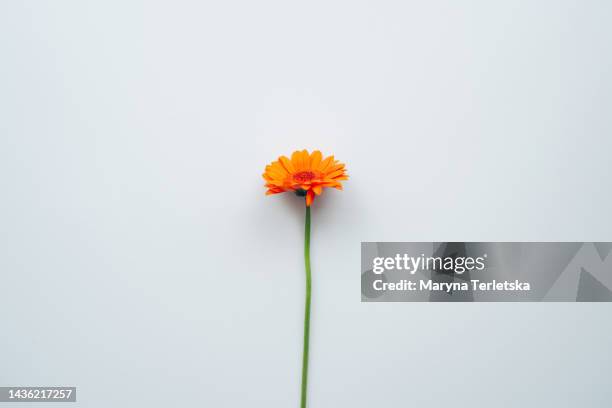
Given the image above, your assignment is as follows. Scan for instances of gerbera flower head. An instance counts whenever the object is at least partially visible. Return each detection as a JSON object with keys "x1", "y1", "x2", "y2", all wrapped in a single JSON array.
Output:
[{"x1": 263, "y1": 149, "x2": 348, "y2": 206}]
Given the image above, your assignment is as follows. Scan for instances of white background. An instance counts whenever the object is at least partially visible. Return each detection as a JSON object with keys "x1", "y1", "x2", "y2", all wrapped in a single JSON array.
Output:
[{"x1": 1, "y1": 1, "x2": 612, "y2": 407}]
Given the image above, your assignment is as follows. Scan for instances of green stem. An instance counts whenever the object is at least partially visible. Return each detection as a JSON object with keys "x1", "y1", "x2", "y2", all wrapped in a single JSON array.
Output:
[{"x1": 301, "y1": 205, "x2": 312, "y2": 408}]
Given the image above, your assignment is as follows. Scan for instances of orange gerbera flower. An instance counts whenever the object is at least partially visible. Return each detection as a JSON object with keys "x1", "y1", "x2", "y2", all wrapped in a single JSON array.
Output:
[{"x1": 263, "y1": 149, "x2": 348, "y2": 206}]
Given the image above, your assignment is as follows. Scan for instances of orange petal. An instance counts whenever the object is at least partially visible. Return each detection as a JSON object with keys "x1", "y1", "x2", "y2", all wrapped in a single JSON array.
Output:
[
  {"x1": 267, "y1": 179, "x2": 285, "y2": 187},
  {"x1": 271, "y1": 161, "x2": 289, "y2": 175},
  {"x1": 306, "y1": 190, "x2": 315, "y2": 206},
  {"x1": 301, "y1": 149, "x2": 310, "y2": 169},
  {"x1": 265, "y1": 167, "x2": 287, "y2": 180},
  {"x1": 326, "y1": 169, "x2": 346, "y2": 179},
  {"x1": 312, "y1": 185, "x2": 322, "y2": 195},
  {"x1": 292, "y1": 150, "x2": 303, "y2": 170},
  {"x1": 279, "y1": 156, "x2": 295, "y2": 173},
  {"x1": 321, "y1": 180, "x2": 341, "y2": 188},
  {"x1": 319, "y1": 155, "x2": 334, "y2": 171},
  {"x1": 326, "y1": 163, "x2": 345, "y2": 174},
  {"x1": 310, "y1": 150, "x2": 322, "y2": 169}
]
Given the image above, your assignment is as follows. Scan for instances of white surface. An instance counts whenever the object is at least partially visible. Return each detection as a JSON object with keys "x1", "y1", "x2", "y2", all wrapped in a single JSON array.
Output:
[{"x1": 1, "y1": 1, "x2": 611, "y2": 407}]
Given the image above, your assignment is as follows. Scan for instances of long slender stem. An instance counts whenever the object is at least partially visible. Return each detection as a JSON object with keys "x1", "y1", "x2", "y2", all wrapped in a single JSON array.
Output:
[{"x1": 300, "y1": 205, "x2": 312, "y2": 408}]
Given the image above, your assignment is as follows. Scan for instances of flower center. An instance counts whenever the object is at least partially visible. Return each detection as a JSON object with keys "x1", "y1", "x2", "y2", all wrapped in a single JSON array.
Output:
[{"x1": 293, "y1": 171, "x2": 316, "y2": 183}]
